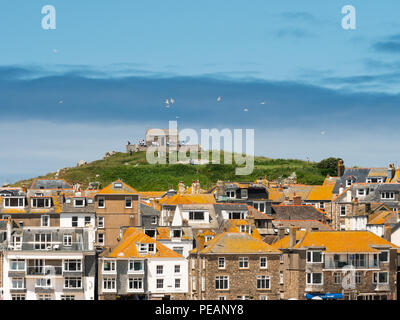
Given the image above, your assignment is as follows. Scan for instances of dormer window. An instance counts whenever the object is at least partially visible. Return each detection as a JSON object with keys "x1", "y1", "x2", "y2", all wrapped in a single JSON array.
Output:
[
  {"x1": 253, "y1": 202, "x2": 266, "y2": 213},
  {"x1": 114, "y1": 183, "x2": 123, "y2": 189},
  {"x1": 239, "y1": 225, "x2": 251, "y2": 233},
  {"x1": 356, "y1": 189, "x2": 369, "y2": 197},
  {"x1": 241, "y1": 189, "x2": 248, "y2": 199},
  {"x1": 74, "y1": 198, "x2": 85, "y2": 207},
  {"x1": 381, "y1": 192, "x2": 395, "y2": 200},
  {"x1": 346, "y1": 179, "x2": 353, "y2": 187},
  {"x1": 228, "y1": 211, "x2": 245, "y2": 219},
  {"x1": 149, "y1": 243, "x2": 155, "y2": 252},
  {"x1": 172, "y1": 229, "x2": 182, "y2": 238},
  {"x1": 4, "y1": 197, "x2": 25, "y2": 208},
  {"x1": 227, "y1": 191, "x2": 236, "y2": 198},
  {"x1": 205, "y1": 235, "x2": 214, "y2": 242},
  {"x1": 31, "y1": 198, "x2": 51, "y2": 208},
  {"x1": 139, "y1": 243, "x2": 148, "y2": 253},
  {"x1": 144, "y1": 229, "x2": 156, "y2": 238},
  {"x1": 189, "y1": 211, "x2": 205, "y2": 221}
]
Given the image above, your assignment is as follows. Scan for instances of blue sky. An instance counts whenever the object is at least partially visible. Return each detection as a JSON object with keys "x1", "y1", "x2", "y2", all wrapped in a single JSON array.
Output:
[{"x1": 1, "y1": 0, "x2": 400, "y2": 184}]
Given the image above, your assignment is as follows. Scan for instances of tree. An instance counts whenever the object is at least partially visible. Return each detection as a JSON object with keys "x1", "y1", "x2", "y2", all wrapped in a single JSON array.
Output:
[{"x1": 316, "y1": 157, "x2": 343, "y2": 176}]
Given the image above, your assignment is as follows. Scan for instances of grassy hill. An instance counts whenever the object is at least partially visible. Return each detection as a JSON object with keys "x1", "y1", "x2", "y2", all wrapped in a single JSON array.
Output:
[{"x1": 12, "y1": 151, "x2": 330, "y2": 191}]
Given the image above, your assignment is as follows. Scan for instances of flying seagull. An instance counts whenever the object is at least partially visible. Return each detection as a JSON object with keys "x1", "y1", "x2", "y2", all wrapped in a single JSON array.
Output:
[
  {"x1": 165, "y1": 99, "x2": 170, "y2": 108},
  {"x1": 260, "y1": 101, "x2": 266, "y2": 104},
  {"x1": 243, "y1": 108, "x2": 248, "y2": 112},
  {"x1": 170, "y1": 98, "x2": 175, "y2": 104},
  {"x1": 217, "y1": 96, "x2": 222, "y2": 102}
]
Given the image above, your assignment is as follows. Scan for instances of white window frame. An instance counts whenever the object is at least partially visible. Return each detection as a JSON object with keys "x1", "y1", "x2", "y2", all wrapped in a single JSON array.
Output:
[
  {"x1": 31, "y1": 198, "x2": 51, "y2": 208},
  {"x1": 256, "y1": 275, "x2": 271, "y2": 290},
  {"x1": 340, "y1": 206, "x2": 346, "y2": 217},
  {"x1": 102, "y1": 277, "x2": 116, "y2": 292},
  {"x1": 227, "y1": 190, "x2": 236, "y2": 198},
  {"x1": 239, "y1": 257, "x2": 249, "y2": 269},
  {"x1": 128, "y1": 260, "x2": 144, "y2": 273},
  {"x1": 73, "y1": 198, "x2": 85, "y2": 208},
  {"x1": 381, "y1": 192, "x2": 395, "y2": 200},
  {"x1": 218, "y1": 257, "x2": 225, "y2": 269},
  {"x1": 41, "y1": 215, "x2": 50, "y2": 227},
  {"x1": 35, "y1": 278, "x2": 52, "y2": 288},
  {"x1": 97, "y1": 216, "x2": 104, "y2": 228},
  {"x1": 63, "y1": 234, "x2": 73, "y2": 247},
  {"x1": 156, "y1": 278, "x2": 164, "y2": 289},
  {"x1": 103, "y1": 260, "x2": 116, "y2": 273},
  {"x1": 306, "y1": 272, "x2": 323, "y2": 285},
  {"x1": 156, "y1": 265, "x2": 163, "y2": 275},
  {"x1": 260, "y1": 257, "x2": 268, "y2": 269},
  {"x1": 10, "y1": 259, "x2": 25, "y2": 271},
  {"x1": 125, "y1": 196, "x2": 133, "y2": 208},
  {"x1": 71, "y1": 216, "x2": 78, "y2": 227},
  {"x1": 3, "y1": 197, "x2": 25, "y2": 208},
  {"x1": 215, "y1": 276, "x2": 229, "y2": 290},
  {"x1": 98, "y1": 196, "x2": 105, "y2": 208},
  {"x1": 128, "y1": 277, "x2": 143, "y2": 292},
  {"x1": 379, "y1": 250, "x2": 389, "y2": 263},
  {"x1": 373, "y1": 272, "x2": 388, "y2": 284},
  {"x1": 11, "y1": 277, "x2": 25, "y2": 289},
  {"x1": 98, "y1": 233, "x2": 104, "y2": 245},
  {"x1": 63, "y1": 259, "x2": 82, "y2": 272},
  {"x1": 13, "y1": 235, "x2": 22, "y2": 250},
  {"x1": 307, "y1": 250, "x2": 323, "y2": 263}
]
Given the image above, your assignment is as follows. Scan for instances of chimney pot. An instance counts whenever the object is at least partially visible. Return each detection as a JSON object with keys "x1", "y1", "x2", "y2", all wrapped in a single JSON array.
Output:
[{"x1": 289, "y1": 227, "x2": 297, "y2": 248}]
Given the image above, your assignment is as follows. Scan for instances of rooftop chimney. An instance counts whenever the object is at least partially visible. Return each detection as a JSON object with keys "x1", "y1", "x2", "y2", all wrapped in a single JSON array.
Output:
[
  {"x1": 388, "y1": 164, "x2": 395, "y2": 181},
  {"x1": 352, "y1": 197, "x2": 359, "y2": 216},
  {"x1": 346, "y1": 190, "x2": 352, "y2": 202},
  {"x1": 196, "y1": 234, "x2": 206, "y2": 251},
  {"x1": 338, "y1": 160, "x2": 345, "y2": 177},
  {"x1": 384, "y1": 226, "x2": 392, "y2": 242},
  {"x1": 6, "y1": 217, "x2": 12, "y2": 245},
  {"x1": 339, "y1": 183, "x2": 344, "y2": 195},
  {"x1": 216, "y1": 180, "x2": 225, "y2": 197},
  {"x1": 293, "y1": 195, "x2": 302, "y2": 206},
  {"x1": 178, "y1": 181, "x2": 185, "y2": 195},
  {"x1": 277, "y1": 226, "x2": 286, "y2": 240},
  {"x1": 289, "y1": 227, "x2": 297, "y2": 248}
]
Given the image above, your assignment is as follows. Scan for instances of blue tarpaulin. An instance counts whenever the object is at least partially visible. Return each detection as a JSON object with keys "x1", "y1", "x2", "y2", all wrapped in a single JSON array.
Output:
[{"x1": 306, "y1": 293, "x2": 343, "y2": 300}]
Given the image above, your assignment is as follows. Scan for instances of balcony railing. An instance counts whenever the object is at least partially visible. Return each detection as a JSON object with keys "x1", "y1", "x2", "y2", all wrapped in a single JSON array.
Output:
[
  {"x1": 324, "y1": 261, "x2": 379, "y2": 269},
  {"x1": 26, "y1": 266, "x2": 62, "y2": 276}
]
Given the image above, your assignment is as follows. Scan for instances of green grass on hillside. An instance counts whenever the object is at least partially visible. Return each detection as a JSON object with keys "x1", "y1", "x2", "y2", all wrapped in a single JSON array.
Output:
[{"x1": 12, "y1": 151, "x2": 328, "y2": 191}]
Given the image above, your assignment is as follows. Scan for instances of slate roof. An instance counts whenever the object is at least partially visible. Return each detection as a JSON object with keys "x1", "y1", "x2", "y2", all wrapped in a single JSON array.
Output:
[
  {"x1": 333, "y1": 168, "x2": 387, "y2": 194},
  {"x1": 214, "y1": 203, "x2": 249, "y2": 217},
  {"x1": 272, "y1": 219, "x2": 333, "y2": 231},
  {"x1": 271, "y1": 205, "x2": 328, "y2": 221},
  {"x1": 272, "y1": 230, "x2": 399, "y2": 253},
  {"x1": 140, "y1": 202, "x2": 160, "y2": 216},
  {"x1": 29, "y1": 179, "x2": 72, "y2": 190}
]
